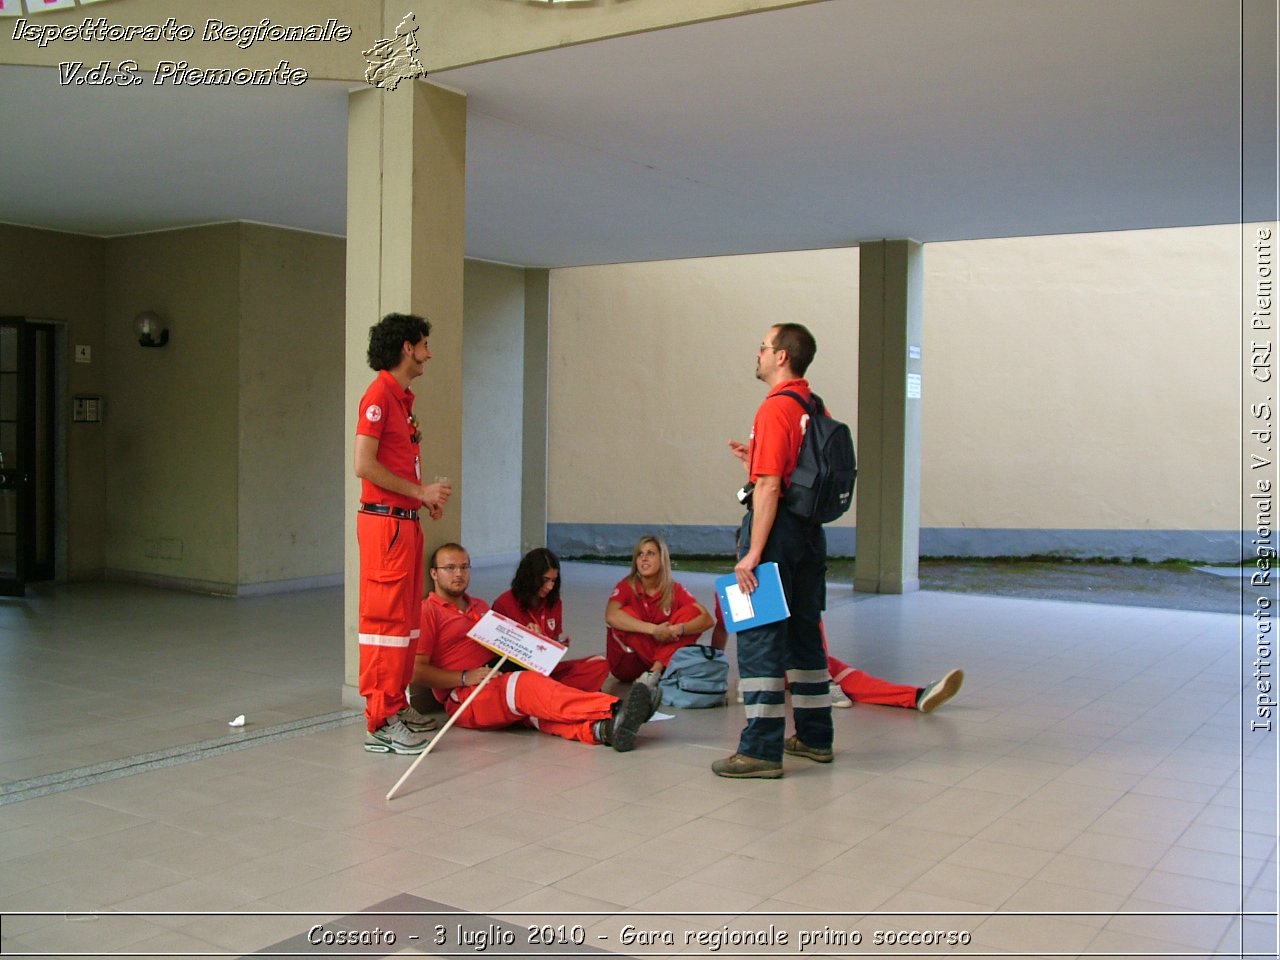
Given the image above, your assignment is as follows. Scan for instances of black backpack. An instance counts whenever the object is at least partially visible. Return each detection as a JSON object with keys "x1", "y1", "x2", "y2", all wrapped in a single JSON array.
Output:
[{"x1": 777, "y1": 390, "x2": 856, "y2": 524}]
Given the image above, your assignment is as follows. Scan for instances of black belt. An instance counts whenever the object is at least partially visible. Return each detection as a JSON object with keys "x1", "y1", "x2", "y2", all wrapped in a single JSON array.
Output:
[{"x1": 360, "y1": 502, "x2": 419, "y2": 520}]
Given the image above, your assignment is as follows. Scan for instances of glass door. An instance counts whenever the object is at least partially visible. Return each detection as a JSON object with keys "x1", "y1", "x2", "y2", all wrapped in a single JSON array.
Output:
[
  {"x1": 0, "y1": 318, "x2": 56, "y2": 596},
  {"x1": 0, "y1": 321, "x2": 28, "y2": 595}
]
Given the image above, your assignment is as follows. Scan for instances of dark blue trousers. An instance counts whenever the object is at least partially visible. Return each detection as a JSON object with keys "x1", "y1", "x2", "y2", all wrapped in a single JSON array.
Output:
[{"x1": 735, "y1": 506, "x2": 831, "y2": 761}]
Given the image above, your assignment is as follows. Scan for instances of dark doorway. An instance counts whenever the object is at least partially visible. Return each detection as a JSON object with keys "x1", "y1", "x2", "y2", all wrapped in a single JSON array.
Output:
[{"x1": 0, "y1": 318, "x2": 57, "y2": 595}]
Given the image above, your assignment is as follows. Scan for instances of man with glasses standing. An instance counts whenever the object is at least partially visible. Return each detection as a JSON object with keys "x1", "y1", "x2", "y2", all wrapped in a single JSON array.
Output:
[
  {"x1": 355, "y1": 312, "x2": 452, "y2": 755},
  {"x1": 713, "y1": 323, "x2": 833, "y2": 779}
]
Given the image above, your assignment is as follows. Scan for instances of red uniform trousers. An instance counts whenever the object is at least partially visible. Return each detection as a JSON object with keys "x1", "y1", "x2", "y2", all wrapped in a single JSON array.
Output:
[
  {"x1": 549, "y1": 654, "x2": 611, "y2": 692},
  {"x1": 827, "y1": 654, "x2": 919, "y2": 708},
  {"x1": 606, "y1": 604, "x2": 706, "y2": 682},
  {"x1": 356, "y1": 511, "x2": 424, "y2": 731},
  {"x1": 443, "y1": 671, "x2": 619, "y2": 744}
]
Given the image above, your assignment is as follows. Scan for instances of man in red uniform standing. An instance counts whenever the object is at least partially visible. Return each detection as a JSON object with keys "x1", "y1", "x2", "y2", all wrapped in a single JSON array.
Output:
[
  {"x1": 355, "y1": 312, "x2": 452, "y2": 755},
  {"x1": 415, "y1": 543, "x2": 659, "y2": 751},
  {"x1": 713, "y1": 323, "x2": 833, "y2": 778}
]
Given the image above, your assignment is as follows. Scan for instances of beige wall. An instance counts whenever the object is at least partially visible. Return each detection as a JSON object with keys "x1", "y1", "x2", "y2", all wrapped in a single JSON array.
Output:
[
  {"x1": 238, "y1": 224, "x2": 345, "y2": 587},
  {"x1": 0, "y1": 221, "x2": 345, "y2": 593},
  {"x1": 104, "y1": 225, "x2": 242, "y2": 587},
  {"x1": 462, "y1": 260, "x2": 526, "y2": 563},
  {"x1": 2, "y1": 217, "x2": 1252, "y2": 588},
  {"x1": 548, "y1": 225, "x2": 1245, "y2": 559},
  {"x1": 549, "y1": 248, "x2": 859, "y2": 528},
  {"x1": 922, "y1": 227, "x2": 1238, "y2": 533},
  {"x1": 0, "y1": 224, "x2": 106, "y2": 579}
]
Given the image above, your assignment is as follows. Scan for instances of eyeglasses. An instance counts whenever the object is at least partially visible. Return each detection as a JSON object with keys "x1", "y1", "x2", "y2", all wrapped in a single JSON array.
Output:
[
  {"x1": 759, "y1": 342, "x2": 780, "y2": 354},
  {"x1": 408, "y1": 414, "x2": 421, "y2": 445},
  {"x1": 436, "y1": 564, "x2": 471, "y2": 573}
]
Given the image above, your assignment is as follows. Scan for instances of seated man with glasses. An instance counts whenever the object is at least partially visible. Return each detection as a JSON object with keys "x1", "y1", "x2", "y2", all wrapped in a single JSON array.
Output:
[{"x1": 413, "y1": 543, "x2": 660, "y2": 751}]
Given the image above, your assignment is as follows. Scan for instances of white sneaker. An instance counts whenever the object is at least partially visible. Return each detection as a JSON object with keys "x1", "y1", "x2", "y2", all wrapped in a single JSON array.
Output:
[
  {"x1": 364, "y1": 717, "x2": 429, "y2": 754},
  {"x1": 918, "y1": 669, "x2": 964, "y2": 714},
  {"x1": 398, "y1": 704, "x2": 441, "y2": 734}
]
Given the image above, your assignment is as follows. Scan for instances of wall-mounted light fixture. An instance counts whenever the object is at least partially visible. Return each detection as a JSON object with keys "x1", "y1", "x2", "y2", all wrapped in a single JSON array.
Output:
[{"x1": 133, "y1": 311, "x2": 169, "y2": 348}]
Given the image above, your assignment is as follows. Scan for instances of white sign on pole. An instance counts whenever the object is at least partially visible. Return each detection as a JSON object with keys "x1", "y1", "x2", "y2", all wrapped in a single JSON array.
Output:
[{"x1": 467, "y1": 610, "x2": 568, "y2": 676}]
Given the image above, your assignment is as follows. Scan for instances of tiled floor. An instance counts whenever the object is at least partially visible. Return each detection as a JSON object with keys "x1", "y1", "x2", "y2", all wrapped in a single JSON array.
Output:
[
  {"x1": 0, "y1": 582, "x2": 349, "y2": 790},
  {"x1": 0, "y1": 562, "x2": 1274, "y2": 959}
]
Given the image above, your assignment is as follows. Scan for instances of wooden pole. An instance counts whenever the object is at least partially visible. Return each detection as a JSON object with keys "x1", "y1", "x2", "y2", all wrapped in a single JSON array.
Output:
[{"x1": 385, "y1": 658, "x2": 507, "y2": 801}]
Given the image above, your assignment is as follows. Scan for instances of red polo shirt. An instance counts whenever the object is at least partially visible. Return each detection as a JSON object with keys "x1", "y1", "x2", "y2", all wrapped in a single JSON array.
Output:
[
  {"x1": 356, "y1": 369, "x2": 420, "y2": 510},
  {"x1": 747, "y1": 377, "x2": 812, "y2": 487},
  {"x1": 418, "y1": 591, "x2": 492, "y2": 671},
  {"x1": 609, "y1": 577, "x2": 701, "y2": 624},
  {"x1": 491, "y1": 590, "x2": 565, "y2": 643}
]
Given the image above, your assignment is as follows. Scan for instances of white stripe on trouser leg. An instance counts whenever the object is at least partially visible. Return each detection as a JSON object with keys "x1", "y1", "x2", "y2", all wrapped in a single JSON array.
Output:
[
  {"x1": 744, "y1": 703, "x2": 787, "y2": 719},
  {"x1": 832, "y1": 666, "x2": 855, "y2": 683},
  {"x1": 792, "y1": 693, "x2": 832, "y2": 709},
  {"x1": 787, "y1": 668, "x2": 829, "y2": 684},
  {"x1": 505, "y1": 672, "x2": 525, "y2": 716},
  {"x1": 739, "y1": 677, "x2": 786, "y2": 693},
  {"x1": 608, "y1": 632, "x2": 633, "y2": 654},
  {"x1": 358, "y1": 633, "x2": 411, "y2": 647}
]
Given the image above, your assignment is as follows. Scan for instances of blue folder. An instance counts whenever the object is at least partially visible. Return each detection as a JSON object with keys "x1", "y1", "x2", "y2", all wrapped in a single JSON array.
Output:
[{"x1": 715, "y1": 562, "x2": 790, "y2": 632}]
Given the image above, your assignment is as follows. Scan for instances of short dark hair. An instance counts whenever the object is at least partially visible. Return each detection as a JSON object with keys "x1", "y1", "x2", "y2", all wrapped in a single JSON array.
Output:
[
  {"x1": 510, "y1": 547, "x2": 561, "y2": 610},
  {"x1": 367, "y1": 312, "x2": 431, "y2": 372},
  {"x1": 430, "y1": 542, "x2": 467, "y2": 569},
  {"x1": 771, "y1": 323, "x2": 816, "y2": 376}
]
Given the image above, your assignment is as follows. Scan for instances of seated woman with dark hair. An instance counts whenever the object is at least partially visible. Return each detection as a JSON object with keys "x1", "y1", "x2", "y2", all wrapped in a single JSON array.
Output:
[
  {"x1": 605, "y1": 535, "x2": 714, "y2": 682},
  {"x1": 492, "y1": 547, "x2": 611, "y2": 691}
]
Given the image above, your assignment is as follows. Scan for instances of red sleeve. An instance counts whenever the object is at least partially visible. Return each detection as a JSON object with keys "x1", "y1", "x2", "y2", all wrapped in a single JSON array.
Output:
[
  {"x1": 356, "y1": 379, "x2": 389, "y2": 440},
  {"x1": 671, "y1": 581, "x2": 699, "y2": 613},
  {"x1": 492, "y1": 590, "x2": 526, "y2": 624},
  {"x1": 609, "y1": 578, "x2": 635, "y2": 608}
]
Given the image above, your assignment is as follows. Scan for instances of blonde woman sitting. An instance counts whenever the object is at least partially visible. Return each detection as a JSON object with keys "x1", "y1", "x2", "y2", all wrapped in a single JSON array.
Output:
[{"x1": 605, "y1": 535, "x2": 713, "y2": 682}]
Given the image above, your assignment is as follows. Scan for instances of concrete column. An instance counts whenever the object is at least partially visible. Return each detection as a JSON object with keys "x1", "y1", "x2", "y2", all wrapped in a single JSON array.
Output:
[
  {"x1": 521, "y1": 269, "x2": 550, "y2": 553},
  {"x1": 854, "y1": 239, "x2": 923, "y2": 594},
  {"x1": 343, "y1": 80, "x2": 466, "y2": 702}
]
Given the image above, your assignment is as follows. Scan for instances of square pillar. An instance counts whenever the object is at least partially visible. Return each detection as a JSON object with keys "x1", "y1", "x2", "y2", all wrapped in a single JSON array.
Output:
[
  {"x1": 854, "y1": 239, "x2": 923, "y2": 594},
  {"x1": 343, "y1": 80, "x2": 466, "y2": 701},
  {"x1": 521, "y1": 269, "x2": 550, "y2": 553}
]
